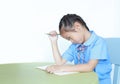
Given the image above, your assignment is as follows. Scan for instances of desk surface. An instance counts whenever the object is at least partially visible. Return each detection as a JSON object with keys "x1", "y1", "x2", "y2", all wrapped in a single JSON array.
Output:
[{"x1": 0, "y1": 62, "x2": 98, "y2": 84}]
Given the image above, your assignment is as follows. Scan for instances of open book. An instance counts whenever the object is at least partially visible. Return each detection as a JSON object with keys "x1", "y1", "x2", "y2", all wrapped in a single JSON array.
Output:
[{"x1": 37, "y1": 65, "x2": 78, "y2": 76}]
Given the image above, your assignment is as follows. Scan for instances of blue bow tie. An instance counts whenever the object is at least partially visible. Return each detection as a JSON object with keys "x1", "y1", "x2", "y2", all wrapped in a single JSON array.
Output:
[{"x1": 77, "y1": 45, "x2": 87, "y2": 52}]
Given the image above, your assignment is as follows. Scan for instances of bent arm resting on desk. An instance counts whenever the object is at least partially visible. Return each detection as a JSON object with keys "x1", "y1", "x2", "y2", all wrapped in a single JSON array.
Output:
[{"x1": 46, "y1": 59, "x2": 98, "y2": 73}]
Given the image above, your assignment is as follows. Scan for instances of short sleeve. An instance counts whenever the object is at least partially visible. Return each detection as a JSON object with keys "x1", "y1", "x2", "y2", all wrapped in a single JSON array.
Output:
[
  {"x1": 90, "y1": 38, "x2": 108, "y2": 60},
  {"x1": 62, "y1": 44, "x2": 75, "y2": 62}
]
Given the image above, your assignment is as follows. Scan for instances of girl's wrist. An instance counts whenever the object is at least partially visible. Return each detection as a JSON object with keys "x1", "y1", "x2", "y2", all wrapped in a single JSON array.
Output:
[{"x1": 50, "y1": 40, "x2": 57, "y2": 44}]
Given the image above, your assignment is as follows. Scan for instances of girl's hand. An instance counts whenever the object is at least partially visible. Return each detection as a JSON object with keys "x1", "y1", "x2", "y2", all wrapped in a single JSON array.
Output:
[
  {"x1": 46, "y1": 65, "x2": 62, "y2": 73},
  {"x1": 48, "y1": 31, "x2": 58, "y2": 42}
]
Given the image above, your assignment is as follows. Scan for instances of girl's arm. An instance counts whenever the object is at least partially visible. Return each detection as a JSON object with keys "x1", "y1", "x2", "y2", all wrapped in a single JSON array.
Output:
[
  {"x1": 61, "y1": 59, "x2": 98, "y2": 72},
  {"x1": 46, "y1": 59, "x2": 98, "y2": 73},
  {"x1": 48, "y1": 31, "x2": 67, "y2": 65}
]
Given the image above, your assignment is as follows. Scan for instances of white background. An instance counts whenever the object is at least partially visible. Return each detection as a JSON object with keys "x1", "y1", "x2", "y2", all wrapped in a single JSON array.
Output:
[
  {"x1": 0, "y1": 0, "x2": 120, "y2": 64},
  {"x1": 0, "y1": 0, "x2": 120, "y2": 83}
]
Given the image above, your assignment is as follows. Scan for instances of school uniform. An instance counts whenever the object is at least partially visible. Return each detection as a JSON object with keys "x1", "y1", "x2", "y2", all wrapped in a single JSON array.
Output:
[{"x1": 62, "y1": 31, "x2": 112, "y2": 84}]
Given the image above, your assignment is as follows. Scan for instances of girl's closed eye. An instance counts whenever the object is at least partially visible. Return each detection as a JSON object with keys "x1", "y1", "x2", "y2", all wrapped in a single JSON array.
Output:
[{"x1": 66, "y1": 37, "x2": 71, "y2": 41}]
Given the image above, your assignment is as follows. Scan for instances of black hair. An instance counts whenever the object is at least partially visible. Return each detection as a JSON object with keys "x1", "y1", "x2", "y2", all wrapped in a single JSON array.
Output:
[{"x1": 59, "y1": 14, "x2": 89, "y2": 32}]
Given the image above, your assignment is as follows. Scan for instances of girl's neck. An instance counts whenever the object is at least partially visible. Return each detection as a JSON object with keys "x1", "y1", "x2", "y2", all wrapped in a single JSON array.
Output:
[{"x1": 84, "y1": 29, "x2": 91, "y2": 43}]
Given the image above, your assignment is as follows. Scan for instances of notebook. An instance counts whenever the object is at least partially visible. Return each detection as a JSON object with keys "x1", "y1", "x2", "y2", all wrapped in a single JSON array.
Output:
[{"x1": 37, "y1": 65, "x2": 78, "y2": 76}]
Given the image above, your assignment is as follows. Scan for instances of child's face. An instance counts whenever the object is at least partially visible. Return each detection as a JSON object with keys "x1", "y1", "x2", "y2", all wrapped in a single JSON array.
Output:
[
  {"x1": 60, "y1": 25, "x2": 85, "y2": 44},
  {"x1": 61, "y1": 31, "x2": 84, "y2": 44}
]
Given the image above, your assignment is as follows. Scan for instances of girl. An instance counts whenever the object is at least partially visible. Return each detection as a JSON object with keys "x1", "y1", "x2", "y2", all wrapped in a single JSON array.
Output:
[{"x1": 46, "y1": 14, "x2": 112, "y2": 84}]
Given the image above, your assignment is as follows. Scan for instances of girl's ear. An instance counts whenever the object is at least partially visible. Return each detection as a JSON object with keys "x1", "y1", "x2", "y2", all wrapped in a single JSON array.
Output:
[{"x1": 73, "y1": 22, "x2": 81, "y2": 31}]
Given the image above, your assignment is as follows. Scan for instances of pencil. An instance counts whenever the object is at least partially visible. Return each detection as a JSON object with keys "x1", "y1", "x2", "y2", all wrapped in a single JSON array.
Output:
[{"x1": 46, "y1": 33, "x2": 60, "y2": 35}]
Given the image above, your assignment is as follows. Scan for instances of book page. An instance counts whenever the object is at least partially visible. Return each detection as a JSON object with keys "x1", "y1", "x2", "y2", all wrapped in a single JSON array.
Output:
[{"x1": 37, "y1": 65, "x2": 78, "y2": 76}]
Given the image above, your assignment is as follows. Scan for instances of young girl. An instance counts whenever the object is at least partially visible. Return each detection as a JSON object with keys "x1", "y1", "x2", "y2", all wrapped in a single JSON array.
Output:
[{"x1": 46, "y1": 14, "x2": 112, "y2": 84}]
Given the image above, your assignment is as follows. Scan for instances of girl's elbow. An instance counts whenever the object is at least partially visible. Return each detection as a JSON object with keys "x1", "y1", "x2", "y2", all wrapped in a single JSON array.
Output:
[
  {"x1": 55, "y1": 59, "x2": 66, "y2": 65},
  {"x1": 55, "y1": 61, "x2": 62, "y2": 65},
  {"x1": 87, "y1": 65, "x2": 95, "y2": 72},
  {"x1": 55, "y1": 60, "x2": 65, "y2": 65},
  {"x1": 88, "y1": 68, "x2": 94, "y2": 72}
]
